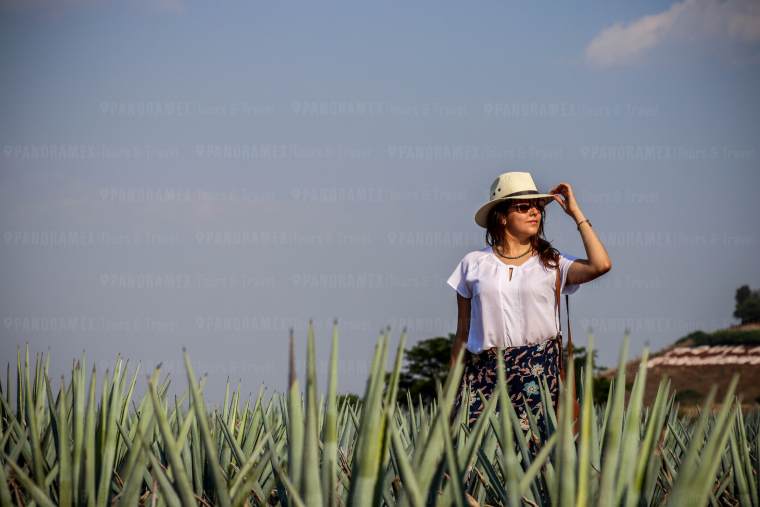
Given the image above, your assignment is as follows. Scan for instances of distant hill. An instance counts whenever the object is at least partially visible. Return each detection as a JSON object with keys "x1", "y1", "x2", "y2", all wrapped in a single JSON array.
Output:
[
  {"x1": 598, "y1": 324, "x2": 760, "y2": 412},
  {"x1": 673, "y1": 323, "x2": 760, "y2": 347}
]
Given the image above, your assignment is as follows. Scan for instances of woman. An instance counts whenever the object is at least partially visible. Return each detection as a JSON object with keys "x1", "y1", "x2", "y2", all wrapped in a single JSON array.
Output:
[{"x1": 447, "y1": 171, "x2": 611, "y2": 438}]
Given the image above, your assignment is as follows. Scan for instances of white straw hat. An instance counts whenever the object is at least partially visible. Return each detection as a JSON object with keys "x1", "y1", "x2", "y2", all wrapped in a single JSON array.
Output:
[{"x1": 474, "y1": 171, "x2": 555, "y2": 228}]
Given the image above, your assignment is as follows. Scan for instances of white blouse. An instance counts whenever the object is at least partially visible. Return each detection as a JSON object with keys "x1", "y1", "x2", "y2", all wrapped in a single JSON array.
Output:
[{"x1": 447, "y1": 245, "x2": 581, "y2": 352}]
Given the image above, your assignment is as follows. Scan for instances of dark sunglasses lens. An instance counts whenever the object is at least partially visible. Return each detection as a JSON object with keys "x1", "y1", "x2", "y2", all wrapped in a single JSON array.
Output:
[{"x1": 513, "y1": 201, "x2": 544, "y2": 212}]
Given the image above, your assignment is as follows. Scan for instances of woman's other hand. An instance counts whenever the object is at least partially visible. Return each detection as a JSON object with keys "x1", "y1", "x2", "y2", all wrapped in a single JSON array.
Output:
[{"x1": 548, "y1": 182, "x2": 581, "y2": 219}]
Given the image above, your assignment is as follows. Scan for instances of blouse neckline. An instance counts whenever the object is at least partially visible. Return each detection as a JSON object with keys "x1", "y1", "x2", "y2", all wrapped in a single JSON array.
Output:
[{"x1": 487, "y1": 245, "x2": 539, "y2": 268}]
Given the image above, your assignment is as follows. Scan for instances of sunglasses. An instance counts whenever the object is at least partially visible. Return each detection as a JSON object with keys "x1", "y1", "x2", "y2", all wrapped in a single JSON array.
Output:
[{"x1": 508, "y1": 199, "x2": 546, "y2": 214}]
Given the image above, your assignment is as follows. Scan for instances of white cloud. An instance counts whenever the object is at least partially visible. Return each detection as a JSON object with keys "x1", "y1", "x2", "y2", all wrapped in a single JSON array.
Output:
[{"x1": 585, "y1": 0, "x2": 760, "y2": 67}]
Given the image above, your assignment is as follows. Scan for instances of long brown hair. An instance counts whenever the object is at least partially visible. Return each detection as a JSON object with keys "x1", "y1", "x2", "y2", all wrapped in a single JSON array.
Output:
[{"x1": 484, "y1": 200, "x2": 560, "y2": 271}]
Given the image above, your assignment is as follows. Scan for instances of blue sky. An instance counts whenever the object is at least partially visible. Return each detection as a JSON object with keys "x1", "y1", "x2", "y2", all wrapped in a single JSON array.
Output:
[{"x1": 1, "y1": 0, "x2": 759, "y2": 404}]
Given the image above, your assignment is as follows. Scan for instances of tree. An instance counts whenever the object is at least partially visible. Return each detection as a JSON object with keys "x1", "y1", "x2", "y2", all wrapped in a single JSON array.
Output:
[
  {"x1": 337, "y1": 393, "x2": 361, "y2": 408},
  {"x1": 570, "y1": 346, "x2": 609, "y2": 406},
  {"x1": 387, "y1": 334, "x2": 454, "y2": 406},
  {"x1": 734, "y1": 284, "x2": 760, "y2": 325}
]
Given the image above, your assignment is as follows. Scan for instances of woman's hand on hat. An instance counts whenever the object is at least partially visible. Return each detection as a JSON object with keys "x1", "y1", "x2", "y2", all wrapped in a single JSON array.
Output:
[{"x1": 548, "y1": 182, "x2": 581, "y2": 218}]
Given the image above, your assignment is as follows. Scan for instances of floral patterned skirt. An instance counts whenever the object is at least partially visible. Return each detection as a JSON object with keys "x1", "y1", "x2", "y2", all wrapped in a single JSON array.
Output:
[{"x1": 452, "y1": 335, "x2": 561, "y2": 436}]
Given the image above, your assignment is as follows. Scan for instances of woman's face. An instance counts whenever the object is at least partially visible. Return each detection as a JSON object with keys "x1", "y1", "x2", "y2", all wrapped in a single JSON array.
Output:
[{"x1": 504, "y1": 198, "x2": 545, "y2": 237}]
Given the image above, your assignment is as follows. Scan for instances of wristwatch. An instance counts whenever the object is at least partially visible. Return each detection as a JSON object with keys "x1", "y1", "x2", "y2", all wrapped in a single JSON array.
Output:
[{"x1": 576, "y1": 219, "x2": 592, "y2": 230}]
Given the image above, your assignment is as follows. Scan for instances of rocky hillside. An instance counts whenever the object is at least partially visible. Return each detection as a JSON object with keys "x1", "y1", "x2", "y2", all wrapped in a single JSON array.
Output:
[{"x1": 598, "y1": 324, "x2": 760, "y2": 411}]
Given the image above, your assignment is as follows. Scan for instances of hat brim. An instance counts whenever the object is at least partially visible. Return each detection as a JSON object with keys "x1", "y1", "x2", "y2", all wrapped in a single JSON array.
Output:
[{"x1": 474, "y1": 194, "x2": 555, "y2": 228}]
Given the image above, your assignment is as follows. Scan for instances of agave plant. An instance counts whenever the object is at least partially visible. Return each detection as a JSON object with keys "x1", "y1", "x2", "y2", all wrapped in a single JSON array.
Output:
[{"x1": 0, "y1": 321, "x2": 757, "y2": 506}]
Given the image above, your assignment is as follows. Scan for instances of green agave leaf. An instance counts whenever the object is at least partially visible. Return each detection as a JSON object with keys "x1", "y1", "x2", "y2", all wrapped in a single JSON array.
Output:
[
  {"x1": 347, "y1": 332, "x2": 388, "y2": 507},
  {"x1": 597, "y1": 331, "x2": 630, "y2": 507},
  {"x1": 183, "y1": 348, "x2": 232, "y2": 507},
  {"x1": 321, "y1": 319, "x2": 340, "y2": 507},
  {"x1": 577, "y1": 334, "x2": 595, "y2": 507},
  {"x1": 301, "y1": 320, "x2": 323, "y2": 505},
  {"x1": 148, "y1": 367, "x2": 198, "y2": 506},
  {"x1": 287, "y1": 327, "x2": 304, "y2": 492},
  {"x1": 615, "y1": 346, "x2": 650, "y2": 505}
]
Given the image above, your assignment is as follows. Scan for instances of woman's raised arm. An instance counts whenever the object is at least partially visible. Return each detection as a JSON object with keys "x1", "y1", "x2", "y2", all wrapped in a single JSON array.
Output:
[{"x1": 548, "y1": 182, "x2": 612, "y2": 285}]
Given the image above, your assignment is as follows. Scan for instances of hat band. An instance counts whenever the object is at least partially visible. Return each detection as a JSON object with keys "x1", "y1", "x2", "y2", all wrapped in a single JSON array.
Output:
[{"x1": 503, "y1": 190, "x2": 542, "y2": 198}]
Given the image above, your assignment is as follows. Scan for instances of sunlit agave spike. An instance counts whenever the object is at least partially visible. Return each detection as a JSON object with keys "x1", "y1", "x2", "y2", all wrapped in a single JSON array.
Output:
[
  {"x1": 238, "y1": 395, "x2": 251, "y2": 441},
  {"x1": 434, "y1": 379, "x2": 467, "y2": 507},
  {"x1": 494, "y1": 350, "x2": 521, "y2": 507},
  {"x1": 121, "y1": 361, "x2": 140, "y2": 424},
  {"x1": 728, "y1": 409, "x2": 752, "y2": 507},
  {"x1": 97, "y1": 356, "x2": 126, "y2": 506},
  {"x1": 243, "y1": 385, "x2": 265, "y2": 450},
  {"x1": 182, "y1": 348, "x2": 232, "y2": 507},
  {"x1": 147, "y1": 367, "x2": 196, "y2": 506},
  {"x1": 321, "y1": 318, "x2": 340, "y2": 507},
  {"x1": 371, "y1": 329, "x2": 407, "y2": 506},
  {"x1": 599, "y1": 375, "x2": 614, "y2": 440},
  {"x1": 535, "y1": 374, "x2": 556, "y2": 439},
  {"x1": 230, "y1": 380, "x2": 241, "y2": 429},
  {"x1": 347, "y1": 333, "x2": 387, "y2": 507},
  {"x1": 70, "y1": 356, "x2": 86, "y2": 507},
  {"x1": 318, "y1": 392, "x2": 325, "y2": 436},
  {"x1": 409, "y1": 352, "x2": 462, "y2": 497},
  {"x1": 188, "y1": 396, "x2": 203, "y2": 494},
  {"x1": 83, "y1": 364, "x2": 97, "y2": 507},
  {"x1": 406, "y1": 390, "x2": 418, "y2": 441},
  {"x1": 399, "y1": 391, "x2": 414, "y2": 448},
  {"x1": 222, "y1": 375, "x2": 231, "y2": 431},
  {"x1": 301, "y1": 319, "x2": 323, "y2": 505},
  {"x1": 632, "y1": 378, "x2": 670, "y2": 506},
  {"x1": 142, "y1": 433, "x2": 182, "y2": 507},
  {"x1": 668, "y1": 375, "x2": 739, "y2": 505},
  {"x1": 114, "y1": 354, "x2": 125, "y2": 391},
  {"x1": 383, "y1": 326, "x2": 407, "y2": 416},
  {"x1": 442, "y1": 334, "x2": 466, "y2": 412},
  {"x1": 666, "y1": 383, "x2": 718, "y2": 498},
  {"x1": 577, "y1": 333, "x2": 595, "y2": 507},
  {"x1": 733, "y1": 401, "x2": 758, "y2": 507},
  {"x1": 512, "y1": 411, "x2": 543, "y2": 501},
  {"x1": 389, "y1": 420, "x2": 424, "y2": 507},
  {"x1": 215, "y1": 409, "x2": 246, "y2": 476},
  {"x1": 175, "y1": 393, "x2": 194, "y2": 447},
  {"x1": 56, "y1": 375, "x2": 72, "y2": 507},
  {"x1": 583, "y1": 332, "x2": 602, "y2": 475},
  {"x1": 554, "y1": 340, "x2": 576, "y2": 507},
  {"x1": 614, "y1": 346, "x2": 650, "y2": 505},
  {"x1": 15, "y1": 346, "x2": 22, "y2": 424},
  {"x1": 474, "y1": 418, "x2": 509, "y2": 503},
  {"x1": 23, "y1": 342, "x2": 45, "y2": 491},
  {"x1": 458, "y1": 383, "x2": 499, "y2": 492},
  {"x1": 115, "y1": 409, "x2": 151, "y2": 507},
  {"x1": 287, "y1": 326, "x2": 304, "y2": 491},
  {"x1": 596, "y1": 332, "x2": 629, "y2": 507},
  {"x1": 229, "y1": 429, "x2": 272, "y2": 505}
]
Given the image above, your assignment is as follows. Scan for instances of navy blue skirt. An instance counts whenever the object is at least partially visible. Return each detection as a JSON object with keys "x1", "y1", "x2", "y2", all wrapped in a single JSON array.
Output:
[{"x1": 452, "y1": 335, "x2": 561, "y2": 434}]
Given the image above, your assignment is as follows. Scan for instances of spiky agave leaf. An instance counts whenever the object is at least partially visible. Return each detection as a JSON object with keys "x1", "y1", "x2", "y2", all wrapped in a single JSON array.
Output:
[{"x1": 301, "y1": 320, "x2": 323, "y2": 505}]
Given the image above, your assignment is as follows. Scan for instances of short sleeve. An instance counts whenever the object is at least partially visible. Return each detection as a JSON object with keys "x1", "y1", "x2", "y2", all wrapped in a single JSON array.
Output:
[
  {"x1": 446, "y1": 256, "x2": 472, "y2": 299},
  {"x1": 559, "y1": 252, "x2": 581, "y2": 295}
]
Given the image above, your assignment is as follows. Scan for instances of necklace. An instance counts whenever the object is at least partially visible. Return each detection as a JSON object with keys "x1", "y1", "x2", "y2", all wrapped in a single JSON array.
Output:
[{"x1": 494, "y1": 245, "x2": 533, "y2": 260}]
